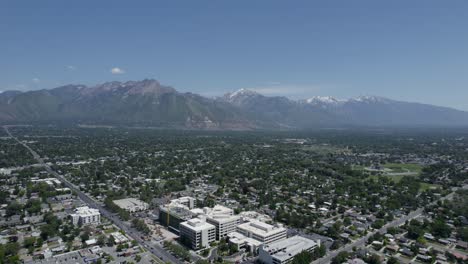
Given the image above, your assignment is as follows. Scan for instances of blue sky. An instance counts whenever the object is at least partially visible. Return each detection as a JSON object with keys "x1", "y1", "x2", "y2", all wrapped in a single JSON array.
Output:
[{"x1": 1, "y1": 0, "x2": 467, "y2": 110}]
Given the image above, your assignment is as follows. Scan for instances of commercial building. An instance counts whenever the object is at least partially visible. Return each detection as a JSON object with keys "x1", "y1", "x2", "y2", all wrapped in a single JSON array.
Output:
[
  {"x1": 159, "y1": 203, "x2": 193, "y2": 233},
  {"x1": 70, "y1": 206, "x2": 100, "y2": 226},
  {"x1": 227, "y1": 231, "x2": 263, "y2": 254},
  {"x1": 171, "y1": 196, "x2": 196, "y2": 209},
  {"x1": 113, "y1": 198, "x2": 149, "y2": 213},
  {"x1": 237, "y1": 220, "x2": 287, "y2": 245},
  {"x1": 179, "y1": 218, "x2": 216, "y2": 249},
  {"x1": 258, "y1": 236, "x2": 319, "y2": 264},
  {"x1": 111, "y1": 232, "x2": 129, "y2": 244},
  {"x1": 205, "y1": 205, "x2": 241, "y2": 240}
]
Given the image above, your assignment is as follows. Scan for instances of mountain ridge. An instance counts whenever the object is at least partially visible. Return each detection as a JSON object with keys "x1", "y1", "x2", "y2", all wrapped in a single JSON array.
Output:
[{"x1": 1, "y1": 80, "x2": 468, "y2": 129}]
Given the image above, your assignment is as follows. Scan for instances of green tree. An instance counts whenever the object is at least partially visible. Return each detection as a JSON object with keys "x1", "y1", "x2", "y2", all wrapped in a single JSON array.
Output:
[
  {"x1": 135, "y1": 254, "x2": 142, "y2": 262},
  {"x1": 387, "y1": 256, "x2": 399, "y2": 264},
  {"x1": 366, "y1": 254, "x2": 382, "y2": 264},
  {"x1": 430, "y1": 218, "x2": 451, "y2": 238},
  {"x1": 292, "y1": 250, "x2": 313, "y2": 264},
  {"x1": 97, "y1": 235, "x2": 106, "y2": 246},
  {"x1": 331, "y1": 252, "x2": 349, "y2": 264}
]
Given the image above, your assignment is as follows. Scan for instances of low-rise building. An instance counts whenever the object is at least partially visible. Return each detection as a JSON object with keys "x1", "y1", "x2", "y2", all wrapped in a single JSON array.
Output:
[
  {"x1": 111, "y1": 232, "x2": 129, "y2": 244},
  {"x1": 237, "y1": 220, "x2": 287, "y2": 245},
  {"x1": 180, "y1": 218, "x2": 216, "y2": 250},
  {"x1": 70, "y1": 206, "x2": 100, "y2": 226},
  {"x1": 26, "y1": 250, "x2": 85, "y2": 264},
  {"x1": 258, "y1": 236, "x2": 319, "y2": 264},
  {"x1": 113, "y1": 198, "x2": 149, "y2": 212}
]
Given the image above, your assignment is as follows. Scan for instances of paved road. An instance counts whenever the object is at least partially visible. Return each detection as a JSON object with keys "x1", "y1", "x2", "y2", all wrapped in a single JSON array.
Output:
[
  {"x1": 4, "y1": 126, "x2": 182, "y2": 264},
  {"x1": 312, "y1": 186, "x2": 464, "y2": 264}
]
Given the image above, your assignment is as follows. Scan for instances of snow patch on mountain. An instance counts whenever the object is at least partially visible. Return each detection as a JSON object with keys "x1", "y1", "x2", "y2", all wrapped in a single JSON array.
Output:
[
  {"x1": 228, "y1": 88, "x2": 259, "y2": 99},
  {"x1": 349, "y1": 96, "x2": 391, "y2": 104},
  {"x1": 306, "y1": 96, "x2": 344, "y2": 104}
]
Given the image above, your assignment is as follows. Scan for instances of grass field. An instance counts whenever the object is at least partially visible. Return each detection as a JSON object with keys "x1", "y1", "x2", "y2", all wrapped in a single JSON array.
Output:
[
  {"x1": 303, "y1": 144, "x2": 349, "y2": 154},
  {"x1": 367, "y1": 175, "x2": 439, "y2": 191},
  {"x1": 357, "y1": 162, "x2": 438, "y2": 191},
  {"x1": 354, "y1": 162, "x2": 423, "y2": 176},
  {"x1": 383, "y1": 163, "x2": 423, "y2": 174},
  {"x1": 367, "y1": 174, "x2": 406, "y2": 182},
  {"x1": 419, "y1": 182, "x2": 441, "y2": 191}
]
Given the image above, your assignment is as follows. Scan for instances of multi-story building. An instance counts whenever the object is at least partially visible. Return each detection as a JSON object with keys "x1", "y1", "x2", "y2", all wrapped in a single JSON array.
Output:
[
  {"x1": 258, "y1": 236, "x2": 319, "y2": 264},
  {"x1": 205, "y1": 205, "x2": 241, "y2": 240},
  {"x1": 113, "y1": 198, "x2": 149, "y2": 213},
  {"x1": 227, "y1": 231, "x2": 263, "y2": 254},
  {"x1": 159, "y1": 203, "x2": 193, "y2": 233},
  {"x1": 171, "y1": 196, "x2": 196, "y2": 209},
  {"x1": 236, "y1": 220, "x2": 287, "y2": 245},
  {"x1": 70, "y1": 206, "x2": 100, "y2": 226},
  {"x1": 179, "y1": 218, "x2": 216, "y2": 250}
]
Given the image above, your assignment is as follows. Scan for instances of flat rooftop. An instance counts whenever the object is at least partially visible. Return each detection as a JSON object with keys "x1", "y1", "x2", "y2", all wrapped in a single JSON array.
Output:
[
  {"x1": 263, "y1": 236, "x2": 317, "y2": 262},
  {"x1": 237, "y1": 220, "x2": 286, "y2": 237},
  {"x1": 228, "y1": 231, "x2": 263, "y2": 246},
  {"x1": 181, "y1": 218, "x2": 215, "y2": 232},
  {"x1": 71, "y1": 206, "x2": 100, "y2": 217},
  {"x1": 160, "y1": 204, "x2": 193, "y2": 220},
  {"x1": 208, "y1": 205, "x2": 233, "y2": 216},
  {"x1": 113, "y1": 198, "x2": 148, "y2": 208}
]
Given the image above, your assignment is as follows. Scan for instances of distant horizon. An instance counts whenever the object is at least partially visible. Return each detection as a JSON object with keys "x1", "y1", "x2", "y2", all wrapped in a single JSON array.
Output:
[
  {"x1": 1, "y1": 78, "x2": 467, "y2": 112},
  {"x1": 1, "y1": 1, "x2": 467, "y2": 110}
]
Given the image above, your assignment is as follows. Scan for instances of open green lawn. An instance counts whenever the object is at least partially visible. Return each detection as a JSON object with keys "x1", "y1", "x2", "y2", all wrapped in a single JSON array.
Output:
[
  {"x1": 355, "y1": 162, "x2": 437, "y2": 192},
  {"x1": 367, "y1": 174, "x2": 406, "y2": 182},
  {"x1": 383, "y1": 163, "x2": 423, "y2": 174},
  {"x1": 419, "y1": 182, "x2": 441, "y2": 192},
  {"x1": 367, "y1": 174, "x2": 439, "y2": 192},
  {"x1": 363, "y1": 163, "x2": 440, "y2": 192},
  {"x1": 352, "y1": 163, "x2": 423, "y2": 174},
  {"x1": 352, "y1": 164, "x2": 366, "y2": 171},
  {"x1": 302, "y1": 144, "x2": 349, "y2": 154}
]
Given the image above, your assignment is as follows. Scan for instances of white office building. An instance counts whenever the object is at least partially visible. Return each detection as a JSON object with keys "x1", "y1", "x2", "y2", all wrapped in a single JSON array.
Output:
[
  {"x1": 179, "y1": 218, "x2": 216, "y2": 249},
  {"x1": 237, "y1": 220, "x2": 287, "y2": 245},
  {"x1": 70, "y1": 206, "x2": 101, "y2": 226},
  {"x1": 113, "y1": 198, "x2": 149, "y2": 212},
  {"x1": 227, "y1": 231, "x2": 263, "y2": 254},
  {"x1": 171, "y1": 196, "x2": 196, "y2": 209},
  {"x1": 258, "y1": 236, "x2": 319, "y2": 264},
  {"x1": 205, "y1": 205, "x2": 241, "y2": 240}
]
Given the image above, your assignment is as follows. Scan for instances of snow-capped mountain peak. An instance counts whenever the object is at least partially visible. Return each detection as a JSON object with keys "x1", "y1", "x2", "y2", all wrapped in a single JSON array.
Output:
[
  {"x1": 306, "y1": 96, "x2": 342, "y2": 104},
  {"x1": 350, "y1": 95, "x2": 390, "y2": 104},
  {"x1": 228, "y1": 88, "x2": 259, "y2": 99}
]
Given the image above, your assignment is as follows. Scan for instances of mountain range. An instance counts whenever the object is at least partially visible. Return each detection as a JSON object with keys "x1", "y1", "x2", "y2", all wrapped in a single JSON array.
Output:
[{"x1": 1, "y1": 79, "x2": 467, "y2": 130}]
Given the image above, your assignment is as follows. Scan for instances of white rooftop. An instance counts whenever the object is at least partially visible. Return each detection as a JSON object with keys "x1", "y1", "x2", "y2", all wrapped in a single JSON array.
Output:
[
  {"x1": 238, "y1": 220, "x2": 286, "y2": 237},
  {"x1": 228, "y1": 231, "x2": 263, "y2": 246},
  {"x1": 113, "y1": 198, "x2": 148, "y2": 209},
  {"x1": 263, "y1": 236, "x2": 317, "y2": 261},
  {"x1": 239, "y1": 211, "x2": 272, "y2": 222},
  {"x1": 208, "y1": 205, "x2": 233, "y2": 216},
  {"x1": 204, "y1": 204, "x2": 239, "y2": 223},
  {"x1": 181, "y1": 218, "x2": 215, "y2": 232},
  {"x1": 190, "y1": 208, "x2": 205, "y2": 216},
  {"x1": 173, "y1": 196, "x2": 194, "y2": 202},
  {"x1": 71, "y1": 206, "x2": 100, "y2": 217}
]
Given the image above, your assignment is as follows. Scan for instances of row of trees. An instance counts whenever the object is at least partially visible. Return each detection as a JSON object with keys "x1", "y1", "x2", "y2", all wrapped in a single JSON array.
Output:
[{"x1": 132, "y1": 219, "x2": 151, "y2": 235}]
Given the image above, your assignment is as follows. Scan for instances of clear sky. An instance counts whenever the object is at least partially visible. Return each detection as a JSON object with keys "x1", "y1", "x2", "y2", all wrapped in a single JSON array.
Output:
[{"x1": 1, "y1": 0, "x2": 467, "y2": 110}]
